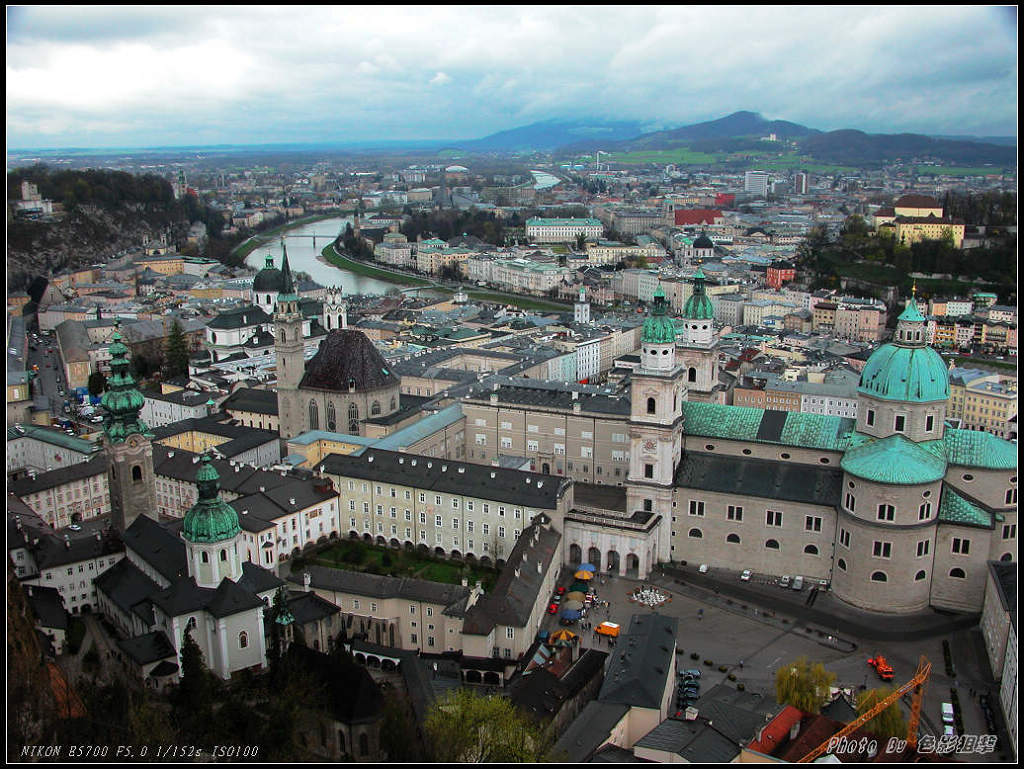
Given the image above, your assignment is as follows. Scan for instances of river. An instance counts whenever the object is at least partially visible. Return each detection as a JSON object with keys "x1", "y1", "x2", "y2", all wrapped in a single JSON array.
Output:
[{"x1": 244, "y1": 216, "x2": 400, "y2": 296}]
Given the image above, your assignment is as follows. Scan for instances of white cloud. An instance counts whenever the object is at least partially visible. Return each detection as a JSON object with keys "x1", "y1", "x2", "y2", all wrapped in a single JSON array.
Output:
[{"x1": 5, "y1": 6, "x2": 1017, "y2": 147}]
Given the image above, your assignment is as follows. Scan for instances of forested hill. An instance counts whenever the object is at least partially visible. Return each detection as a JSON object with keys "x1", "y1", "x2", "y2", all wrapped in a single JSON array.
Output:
[{"x1": 6, "y1": 166, "x2": 225, "y2": 291}]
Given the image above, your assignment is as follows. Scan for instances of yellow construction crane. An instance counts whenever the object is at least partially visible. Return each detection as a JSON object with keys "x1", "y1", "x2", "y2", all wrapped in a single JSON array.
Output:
[{"x1": 798, "y1": 655, "x2": 931, "y2": 763}]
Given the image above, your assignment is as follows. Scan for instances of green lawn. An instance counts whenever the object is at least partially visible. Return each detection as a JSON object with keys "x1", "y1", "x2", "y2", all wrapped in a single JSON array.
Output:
[
  {"x1": 321, "y1": 245, "x2": 433, "y2": 287},
  {"x1": 310, "y1": 540, "x2": 499, "y2": 591},
  {"x1": 607, "y1": 148, "x2": 729, "y2": 165}
]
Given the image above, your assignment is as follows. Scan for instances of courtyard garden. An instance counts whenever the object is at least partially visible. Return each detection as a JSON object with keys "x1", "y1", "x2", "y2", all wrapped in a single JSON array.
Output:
[{"x1": 305, "y1": 539, "x2": 500, "y2": 592}]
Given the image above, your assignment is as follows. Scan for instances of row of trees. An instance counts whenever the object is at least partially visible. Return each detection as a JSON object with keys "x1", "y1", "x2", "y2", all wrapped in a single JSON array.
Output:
[{"x1": 775, "y1": 656, "x2": 907, "y2": 740}]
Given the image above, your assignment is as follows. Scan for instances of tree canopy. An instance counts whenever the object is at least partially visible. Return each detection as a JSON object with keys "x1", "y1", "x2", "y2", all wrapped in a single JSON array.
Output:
[
  {"x1": 423, "y1": 688, "x2": 552, "y2": 762},
  {"x1": 775, "y1": 656, "x2": 836, "y2": 714},
  {"x1": 856, "y1": 686, "x2": 908, "y2": 740}
]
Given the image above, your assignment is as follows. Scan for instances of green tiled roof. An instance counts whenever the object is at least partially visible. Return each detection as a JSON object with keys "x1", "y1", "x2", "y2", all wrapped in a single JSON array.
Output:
[
  {"x1": 681, "y1": 402, "x2": 855, "y2": 451},
  {"x1": 943, "y1": 429, "x2": 1018, "y2": 470},
  {"x1": 938, "y1": 488, "x2": 993, "y2": 529},
  {"x1": 840, "y1": 434, "x2": 947, "y2": 485},
  {"x1": 898, "y1": 297, "x2": 926, "y2": 322}
]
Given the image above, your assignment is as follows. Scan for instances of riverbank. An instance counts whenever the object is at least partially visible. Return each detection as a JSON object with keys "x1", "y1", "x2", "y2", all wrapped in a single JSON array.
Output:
[
  {"x1": 231, "y1": 211, "x2": 347, "y2": 261},
  {"x1": 319, "y1": 244, "x2": 434, "y2": 287}
]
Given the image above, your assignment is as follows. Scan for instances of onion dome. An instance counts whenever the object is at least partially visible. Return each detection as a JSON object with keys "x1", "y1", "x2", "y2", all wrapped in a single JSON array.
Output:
[
  {"x1": 641, "y1": 284, "x2": 677, "y2": 344},
  {"x1": 693, "y1": 232, "x2": 714, "y2": 250},
  {"x1": 682, "y1": 267, "x2": 715, "y2": 320},
  {"x1": 299, "y1": 329, "x2": 399, "y2": 391},
  {"x1": 101, "y1": 321, "x2": 152, "y2": 443},
  {"x1": 252, "y1": 251, "x2": 284, "y2": 292},
  {"x1": 858, "y1": 296, "x2": 949, "y2": 403},
  {"x1": 182, "y1": 454, "x2": 241, "y2": 543}
]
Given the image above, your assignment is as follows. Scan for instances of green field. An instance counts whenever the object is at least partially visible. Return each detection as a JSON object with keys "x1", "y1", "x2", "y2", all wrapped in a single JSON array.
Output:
[
  {"x1": 321, "y1": 244, "x2": 433, "y2": 287},
  {"x1": 607, "y1": 148, "x2": 729, "y2": 165},
  {"x1": 310, "y1": 539, "x2": 499, "y2": 592},
  {"x1": 606, "y1": 147, "x2": 858, "y2": 175},
  {"x1": 466, "y1": 290, "x2": 570, "y2": 312}
]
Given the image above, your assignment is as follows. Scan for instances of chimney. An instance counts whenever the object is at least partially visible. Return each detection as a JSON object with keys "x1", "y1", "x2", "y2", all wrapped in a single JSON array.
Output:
[{"x1": 303, "y1": 571, "x2": 311, "y2": 592}]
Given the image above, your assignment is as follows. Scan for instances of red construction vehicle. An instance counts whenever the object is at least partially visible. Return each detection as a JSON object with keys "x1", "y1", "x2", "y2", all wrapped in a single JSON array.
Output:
[{"x1": 867, "y1": 654, "x2": 894, "y2": 681}]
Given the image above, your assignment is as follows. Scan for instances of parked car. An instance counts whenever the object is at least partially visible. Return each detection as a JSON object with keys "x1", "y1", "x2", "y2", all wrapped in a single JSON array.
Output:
[
  {"x1": 68, "y1": 523, "x2": 82, "y2": 531},
  {"x1": 681, "y1": 669, "x2": 702, "y2": 679},
  {"x1": 791, "y1": 575, "x2": 804, "y2": 591},
  {"x1": 779, "y1": 575, "x2": 792, "y2": 588},
  {"x1": 698, "y1": 564, "x2": 709, "y2": 573},
  {"x1": 595, "y1": 622, "x2": 620, "y2": 638},
  {"x1": 740, "y1": 569, "x2": 752, "y2": 581},
  {"x1": 547, "y1": 602, "x2": 558, "y2": 615}
]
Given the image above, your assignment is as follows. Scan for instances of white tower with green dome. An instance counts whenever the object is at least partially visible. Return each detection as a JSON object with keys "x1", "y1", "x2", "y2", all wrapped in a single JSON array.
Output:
[
  {"x1": 626, "y1": 284, "x2": 686, "y2": 567},
  {"x1": 678, "y1": 267, "x2": 722, "y2": 401},
  {"x1": 182, "y1": 454, "x2": 244, "y2": 588}
]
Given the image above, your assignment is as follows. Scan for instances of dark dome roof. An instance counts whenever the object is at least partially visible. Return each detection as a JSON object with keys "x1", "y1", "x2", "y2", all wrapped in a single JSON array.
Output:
[
  {"x1": 299, "y1": 330, "x2": 399, "y2": 392},
  {"x1": 253, "y1": 267, "x2": 284, "y2": 292},
  {"x1": 693, "y1": 233, "x2": 714, "y2": 249}
]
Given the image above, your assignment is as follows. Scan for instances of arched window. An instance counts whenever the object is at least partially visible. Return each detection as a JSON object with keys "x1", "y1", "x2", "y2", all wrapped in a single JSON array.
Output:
[
  {"x1": 837, "y1": 558, "x2": 847, "y2": 571},
  {"x1": 646, "y1": 397, "x2": 656, "y2": 414},
  {"x1": 201, "y1": 551, "x2": 209, "y2": 563},
  {"x1": 726, "y1": 533, "x2": 740, "y2": 543},
  {"x1": 688, "y1": 367, "x2": 697, "y2": 383},
  {"x1": 371, "y1": 401, "x2": 381, "y2": 416},
  {"x1": 220, "y1": 549, "x2": 227, "y2": 561},
  {"x1": 132, "y1": 465, "x2": 142, "y2": 482},
  {"x1": 915, "y1": 570, "x2": 927, "y2": 581},
  {"x1": 326, "y1": 402, "x2": 337, "y2": 432},
  {"x1": 239, "y1": 631, "x2": 248, "y2": 649},
  {"x1": 804, "y1": 544, "x2": 819, "y2": 555},
  {"x1": 871, "y1": 571, "x2": 887, "y2": 582},
  {"x1": 211, "y1": 332, "x2": 217, "y2": 344},
  {"x1": 765, "y1": 539, "x2": 780, "y2": 550},
  {"x1": 359, "y1": 734, "x2": 369, "y2": 756},
  {"x1": 309, "y1": 400, "x2": 319, "y2": 430},
  {"x1": 349, "y1": 403, "x2": 359, "y2": 433},
  {"x1": 949, "y1": 568, "x2": 966, "y2": 579},
  {"x1": 390, "y1": 397, "x2": 397, "y2": 411},
  {"x1": 1001, "y1": 553, "x2": 1013, "y2": 562},
  {"x1": 688, "y1": 528, "x2": 703, "y2": 538}
]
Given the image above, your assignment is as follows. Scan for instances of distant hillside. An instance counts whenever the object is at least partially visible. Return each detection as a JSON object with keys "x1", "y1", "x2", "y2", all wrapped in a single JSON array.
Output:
[
  {"x1": 449, "y1": 119, "x2": 651, "y2": 152},
  {"x1": 800, "y1": 130, "x2": 1017, "y2": 167},
  {"x1": 931, "y1": 135, "x2": 1017, "y2": 147},
  {"x1": 618, "y1": 110, "x2": 818, "y2": 151}
]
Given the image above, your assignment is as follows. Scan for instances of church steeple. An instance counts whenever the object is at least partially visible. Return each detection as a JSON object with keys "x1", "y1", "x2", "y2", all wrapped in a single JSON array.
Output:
[
  {"x1": 279, "y1": 239, "x2": 296, "y2": 298},
  {"x1": 101, "y1": 319, "x2": 152, "y2": 443},
  {"x1": 182, "y1": 453, "x2": 244, "y2": 587}
]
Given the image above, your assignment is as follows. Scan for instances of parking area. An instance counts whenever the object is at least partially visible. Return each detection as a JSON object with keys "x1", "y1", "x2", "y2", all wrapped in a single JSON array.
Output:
[{"x1": 541, "y1": 566, "x2": 1009, "y2": 762}]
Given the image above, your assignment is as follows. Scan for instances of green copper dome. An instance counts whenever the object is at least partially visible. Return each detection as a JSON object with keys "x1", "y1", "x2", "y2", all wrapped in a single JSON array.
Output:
[
  {"x1": 182, "y1": 455, "x2": 241, "y2": 544},
  {"x1": 858, "y1": 344, "x2": 950, "y2": 403},
  {"x1": 683, "y1": 267, "x2": 715, "y2": 320},
  {"x1": 642, "y1": 285, "x2": 677, "y2": 344},
  {"x1": 841, "y1": 434, "x2": 947, "y2": 485}
]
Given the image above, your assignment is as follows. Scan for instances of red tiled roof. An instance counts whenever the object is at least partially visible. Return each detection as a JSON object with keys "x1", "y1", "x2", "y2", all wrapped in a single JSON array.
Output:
[
  {"x1": 747, "y1": 705, "x2": 802, "y2": 754},
  {"x1": 675, "y1": 208, "x2": 723, "y2": 226},
  {"x1": 894, "y1": 194, "x2": 941, "y2": 208},
  {"x1": 873, "y1": 207, "x2": 895, "y2": 217}
]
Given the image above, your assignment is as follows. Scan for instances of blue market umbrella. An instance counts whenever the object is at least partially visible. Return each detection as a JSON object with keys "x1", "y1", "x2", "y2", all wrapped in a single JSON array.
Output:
[
  {"x1": 578, "y1": 563, "x2": 597, "y2": 572},
  {"x1": 560, "y1": 608, "x2": 582, "y2": 620}
]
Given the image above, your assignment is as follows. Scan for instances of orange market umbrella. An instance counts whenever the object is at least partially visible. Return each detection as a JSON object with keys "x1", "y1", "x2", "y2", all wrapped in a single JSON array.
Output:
[
  {"x1": 574, "y1": 570, "x2": 594, "y2": 580},
  {"x1": 550, "y1": 629, "x2": 576, "y2": 643}
]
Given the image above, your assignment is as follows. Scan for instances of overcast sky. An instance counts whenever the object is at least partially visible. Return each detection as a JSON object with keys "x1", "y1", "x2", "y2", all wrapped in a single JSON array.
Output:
[{"x1": 6, "y1": 5, "x2": 1018, "y2": 149}]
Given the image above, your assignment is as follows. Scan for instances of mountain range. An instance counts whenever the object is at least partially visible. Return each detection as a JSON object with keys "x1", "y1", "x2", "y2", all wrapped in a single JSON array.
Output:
[{"x1": 458, "y1": 111, "x2": 1016, "y2": 167}]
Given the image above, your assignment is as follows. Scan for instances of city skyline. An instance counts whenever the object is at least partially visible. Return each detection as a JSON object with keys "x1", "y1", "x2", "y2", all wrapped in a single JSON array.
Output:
[{"x1": 6, "y1": 5, "x2": 1019, "y2": 149}]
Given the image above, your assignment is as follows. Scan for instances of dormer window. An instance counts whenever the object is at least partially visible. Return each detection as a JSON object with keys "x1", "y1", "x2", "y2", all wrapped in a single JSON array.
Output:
[{"x1": 894, "y1": 415, "x2": 906, "y2": 433}]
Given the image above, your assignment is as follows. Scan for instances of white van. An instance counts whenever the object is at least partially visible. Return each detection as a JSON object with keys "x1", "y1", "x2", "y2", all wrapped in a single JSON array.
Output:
[
  {"x1": 791, "y1": 576, "x2": 804, "y2": 591},
  {"x1": 941, "y1": 703, "x2": 955, "y2": 724}
]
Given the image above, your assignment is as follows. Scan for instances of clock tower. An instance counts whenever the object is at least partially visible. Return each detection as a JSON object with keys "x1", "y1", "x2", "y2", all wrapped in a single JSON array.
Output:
[
  {"x1": 101, "y1": 320, "x2": 157, "y2": 533},
  {"x1": 627, "y1": 285, "x2": 686, "y2": 564}
]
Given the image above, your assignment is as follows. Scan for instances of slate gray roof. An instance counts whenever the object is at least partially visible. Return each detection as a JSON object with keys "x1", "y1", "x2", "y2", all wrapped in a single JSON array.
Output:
[
  {"x1": 321, "y1": 449, "x2": 568, "y2": 510},
  {"x1": 25, "y1": 585, "x2": 68, "y2": 631},
  {"x1": 288, "y1": 565, "x2": 470, "y2": 609},
  {"x1": 598, "y1": 613, "x2": 678, "y2": 709},
  {"x1": 553, "y1": 700, "x2": 630, "y2": 762},
  {"x1": 206, "y1": 578, "x2": 266, "y2": 618},
  {"x1": 286, "y1": 590, "x2": 341, "y2": 624},
  {"x1": 463, "y1": 519, "x2": 561, "y2": 635},
  {"x1": 221, "y1": 387, "x2": 279, "y2": 416},
  {"x1": 150, "y1": 417, "x2": 278, "y2": 459},
  {"x1": 9, "y1": 455, "x2": 110, "y2": 496},
  {"x1": 633, "y1": 717, "x2": 739, "y2": 763},
  {"x1": 464, "y1": 383, "x2": 631, "y2": 416},
  {"x1": 29, "y1": 529, "x2": 123, "y2": 571},
  {"x1": 237, "y1": 561, "x2": 285, "y2": 595},
  {"x1": 674, "y1": 452, "x2": 842, "y2": 507},
  {"x1": 205, "y1": 306, "x2": 272, "y2": 330},
  {"x1": 122, "y1": 516, "x2": 188, "y2": 584},
  {"x1": 94, "y1": 557, "x2": 162, "y2": 619},
  {"x1": 116, "y1": 631, "x2": 177, "y2": 665}
]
